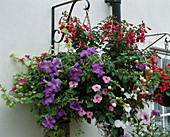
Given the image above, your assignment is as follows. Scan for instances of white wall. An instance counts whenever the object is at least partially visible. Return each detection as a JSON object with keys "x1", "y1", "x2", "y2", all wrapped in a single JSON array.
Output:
[
  {"x1": 0, "y1": 0, "x2": 170, "y2": 137},
  {"x1": 0, "y1": 0, "x2": 109, "y2": 137}
]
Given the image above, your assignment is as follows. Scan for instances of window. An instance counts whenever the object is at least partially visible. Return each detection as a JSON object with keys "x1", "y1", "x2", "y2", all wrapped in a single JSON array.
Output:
[{"x1": 152, "y1": 53, "x2": 170, "y2": 134}]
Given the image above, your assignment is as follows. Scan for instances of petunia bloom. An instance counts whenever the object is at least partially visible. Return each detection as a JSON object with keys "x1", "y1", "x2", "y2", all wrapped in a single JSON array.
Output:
[
  {"x1": 56, "y1": 106, "x2": 66, "y2": 119},
  {"x1": 142, "y1": 112, "x2": 150, "y2": 124},
  {"x1": 69, "y1": 81, "x2": 78, "y2": 88},
  {"x1": 92, "y1": 63, "x2": 105, "y2": 77},
  {"x1": 42, "y1": 116, "x2": 56, "y2": 129},
  {"x1": 70, "y1": 101, "x2": 81, "y2": 111},
  {"x1": 102, "y1": 88, "x2": 108, "y2": 95}
]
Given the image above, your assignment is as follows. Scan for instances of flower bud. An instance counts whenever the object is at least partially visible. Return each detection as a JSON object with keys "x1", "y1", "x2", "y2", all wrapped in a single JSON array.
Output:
[
  {"x1": 146, "y1": 66, "x2": 150, "y2": 71},
  {"x1": 145, "y1": 91, "x2": 149, "y2": 94},
  {"x1": 108, "y1": 86, "x2": 112, "y2": 89},
  {"x1": 137, "y1": 87, "x2": 140, "y2": 92},
  {"x1": 112, "y1": 102, "x2": 117, "y2": 107},
  {"x1": 121, "y1": 88, "x2": 125, "y2": 92},
  {"x1": 116, "y1": 97, "x2": 119, "y2": 100},
  {"x1": 135, "y1": 60, "x2": 138, "y2": 63}
]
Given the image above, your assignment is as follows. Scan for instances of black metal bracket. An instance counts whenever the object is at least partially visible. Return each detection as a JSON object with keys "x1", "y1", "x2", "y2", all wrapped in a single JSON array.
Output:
[
  {"x1": 51, "y1": 0, "x2": 90, "y2": 54},
  {"x1": 144, "y1": 33, "x2": 170, "y2": 50}
]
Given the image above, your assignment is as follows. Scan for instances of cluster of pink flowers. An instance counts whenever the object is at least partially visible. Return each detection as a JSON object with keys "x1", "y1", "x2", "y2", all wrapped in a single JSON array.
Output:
[
  {"x1": 18, "y1": 78, "x2": 28, "y2": 83},
  {"x1": 78, "y1": 108, "x2": 93, "y2": 118},
  {"x1": 11, "y1": 86, "x2": 17, "y2": 92}
]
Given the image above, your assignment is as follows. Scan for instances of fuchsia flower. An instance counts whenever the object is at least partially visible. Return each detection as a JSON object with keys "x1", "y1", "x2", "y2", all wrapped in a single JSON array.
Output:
[
  {"x1": 78, "y1": 108, "x2": 86, "y2": 116},
  {"x1": 102, "y1": 88, "x2": 108, "y2": 95},
  {"x1": 87, "y1": 112, "x2": 93, "y2": 118},
  {"x1": 69, "y1": 81, "x2": 78, "y2": 88},
  {"x1": 93, "y1": 93, "x2": 102, "y2": 103},
  {"x1": 92, "y1": 84, "x2": 101, "y2": 92},
  {"x1": 102, "y1": 76, "x2": 111, "y2": 83},
  {"x1": 11, "y1": 86, "x2": 17, "y2": 92}
]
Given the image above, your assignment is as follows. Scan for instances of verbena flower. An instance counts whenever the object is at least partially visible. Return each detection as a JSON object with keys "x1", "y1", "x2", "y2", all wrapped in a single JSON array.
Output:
[
  {"x1": 78, "y1": 108, "x2": 86, "y2": 116},
  {"x1": 87, "y1": 112, "x2": 93, "y2": 118},
  {"x1": 70, "y1": 101, "x2": 81, "y2": 111},
  {"x1": 42, "y1": 116, "x2": 56, "y2": 129},
  {"x1": 93, "y1": 93, "x2": 102, "y2": 103},
  {"x1": 92, "y1": 84, "x2": 101, "y2": 92}
]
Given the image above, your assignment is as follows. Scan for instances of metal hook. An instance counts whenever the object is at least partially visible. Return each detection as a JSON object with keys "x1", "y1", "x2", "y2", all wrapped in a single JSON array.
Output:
[{"x1": 51, "y1": 0, "x2": 91, "y2": 54}]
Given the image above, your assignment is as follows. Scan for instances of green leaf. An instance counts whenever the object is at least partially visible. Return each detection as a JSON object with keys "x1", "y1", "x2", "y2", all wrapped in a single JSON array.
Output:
[
  {"x1": 98, "y1": 115, "x2": 105, "y2": 122},
  {"x1": 10, "y1": 103, "x2": 16, "y2": 109},
  {"x1": 1, "y1": 94, "x2": 7, "y2": 100},
  {"x1": 87, "y1": 102, "x2": 94, "y2": 108},
  {"x1": 122, "y1": 114, "x2": 127, "y2": 122},
  {"x1": 109, "y1": 118, "x2": 114, "y2": 125},
  {"x1": 6, "y1": 100, "x2": 11, "y2": 106},
  {"x1": 35, "y1": 93, "x2": 44, "y2": 98},
  {"x1": 166, "y1": 91, "x2": 170, "y2": 96},
  {"x1": 112, "y1": 128, "x2": 118, "y2": 135}
]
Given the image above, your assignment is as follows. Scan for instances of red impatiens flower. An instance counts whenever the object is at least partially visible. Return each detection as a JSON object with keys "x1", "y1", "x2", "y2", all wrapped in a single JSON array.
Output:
[
  {"x1": 146, "y1": 73, "x2": 152, "y2": 78},
  {"x1": 161, "y1": 73, "x2": 169, "y2": 79}
]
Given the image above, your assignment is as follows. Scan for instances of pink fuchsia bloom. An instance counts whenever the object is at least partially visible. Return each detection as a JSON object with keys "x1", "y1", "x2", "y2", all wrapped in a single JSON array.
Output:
[
  {"x1": 102, "y1": 76, "x2": 111, "y2": 83},
  {"x1": 36, "y1": 65, "x2": 40, "y2": 70},
  {"x1": 18, "y1": 57, "x2": 25, "y2": 62},
  {"x1": 92, "y1": 84, "x2": 101, "y2": 92},
  {"x1": 142, "y1": 112, "x2": 150, "y2": 124},
  {"x1": 11, "y1": 86, "x2": 17, "y2": 92},
  {"x1": 41, "y1": 53, "x2": 47, "y2": 56},
  {"x1": 102, "y1": 88, "x2": 108, "y2": 95},
  {"x1": 93, "y1": 93, "x2": 102, "y2": 103},
  {"x1": 78, "y1": 108, "x2": 86, "y2": 116},
  {"x1": 69, "y1": 81, "x2": 78, "y2": 88},
  {"x1": 109, "y1": 106, "x2": 114, "y2": 111},
  {"x1": 87, "y1": 111, "x2": 93, "y2": 118}
]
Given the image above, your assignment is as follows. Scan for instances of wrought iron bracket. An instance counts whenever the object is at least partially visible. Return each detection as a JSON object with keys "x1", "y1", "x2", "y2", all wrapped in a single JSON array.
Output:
[
  {"x1": 51, "y1": 0, "x2": 90, "y2": 53},
  {"x1": 144, "y1": 33, "x2": 170, "y2": 50}
]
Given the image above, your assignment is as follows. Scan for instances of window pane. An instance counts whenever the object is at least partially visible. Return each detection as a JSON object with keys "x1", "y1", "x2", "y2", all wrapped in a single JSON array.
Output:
[
  {"x1": 154, "y1": 102, "x2": 162, "y2": 114},
  {"x1": 164, "y1": 106, "x2": 170, "y2": 113},
  {"x1": 164, "y1": 116, "x2": 170, "y2": 133}
]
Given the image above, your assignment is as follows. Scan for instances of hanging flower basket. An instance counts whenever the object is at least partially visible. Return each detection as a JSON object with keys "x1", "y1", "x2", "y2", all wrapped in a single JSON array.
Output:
[{"x1": 0, "y1": 11, "x2": 167, "y2": 137}]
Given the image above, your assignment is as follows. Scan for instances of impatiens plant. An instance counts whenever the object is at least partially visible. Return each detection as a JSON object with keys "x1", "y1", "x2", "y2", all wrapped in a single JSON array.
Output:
[{"x1": 1, "y1": 11, "x2": 169, "y2": 137}]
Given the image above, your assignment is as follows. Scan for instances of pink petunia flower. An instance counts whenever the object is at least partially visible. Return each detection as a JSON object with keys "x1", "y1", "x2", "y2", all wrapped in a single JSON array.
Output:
[
  {"x1": 87, "y1": 112, "x2": 93, "y2": 118},
  {"x1": 69, "y1": 81, "x2": 78, "y2": 88},
  {"x1": 102, "y1": 76, "x2": 111, "y2": 83},
  {"x1": 92, "y1": 84, "x2": 101, "y2": 92},
  {"x1": 109, "y1": 106, "x2": 114, "y2": 111},
  {"x1": 93, "y1": 93, "x2": 102, "y2": 103},
  {"x1": 78, "y1": 108, "x2": 86, "y2": 116},
  {"x1": 102, "y1": 88, "x2": 108, "y2": 95}
]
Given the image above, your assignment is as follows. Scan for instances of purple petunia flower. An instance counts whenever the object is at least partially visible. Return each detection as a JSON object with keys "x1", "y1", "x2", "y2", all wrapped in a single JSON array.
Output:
[
  {"x1": 142, "y1": 112, "x2": 150, "y2": 124},
  {"x1": 52, "y1": 58, "x2": 63, "y2": 76},
  {"x1": 151, "y1": 110, "x2": 160, "y2": 118},
  {"x1": 56, "y1": 106, "x2": 66, "y2": 119},
  {"x1": 43, "y1": 84, "x2": 53, "y2": 97},
  {"x1": 47, "y1": 79, "x2": 62, "y2": 92},
  {"x1": 70, "y1": 63, "x2": 83, "y2": 82},
  {"x1": 42, "y1": 116, "x2": 56, "y2": 129},
  {"x1": 43, "y1": 93, "x2": 55, "y2": 106},
  {"x1": 92, "y1": 63, "x2": 105, "y2": 77},
  {"x1": 152, "y1": 83, "x2": 159, "y2": 92},
  {"x1": 79, "y1": 48, "x2": 97, "y2": 63},
  {"x1": 40, "y1": 76, "x2": 45, "y2": 84},
  {"x1": 136, "y1": 62, "x2": 149, "y2": 71},
  {"x1": 40, "y1": 60, "x2": 53, "y2": 73},
  {"x1": 70, "y1": 101, "x2": 81, "y2": 111}
]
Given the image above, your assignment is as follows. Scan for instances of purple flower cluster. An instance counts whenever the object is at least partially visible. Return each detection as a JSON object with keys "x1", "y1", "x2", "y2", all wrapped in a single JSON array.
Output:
[
  {"x1": 136, "y1": 62, "x2": 149, "y2": 71},
  {"x1": 42, "y1": 116, "x2": 56, "y2": 129},
  {"x1": 56, "y1": 105, "x2": 66, "y2": 119},
  {"x1": 43, "y1": 79, "x2": 62, "y2": 106},
  {"x1": 151, "y1": 110, "x2": 160, "y2": 118},
  {"x1": 70, "y1": 101, "x2": 81, "y2": 111},
  {"x1": 92, "y1": 63, "x2": 105, "y2": 77},
  {"x1": 70, "y1": 63, "x2": 83, "y2": 82},
  {"x1": 79, "y1": 48, "x2": 97, "y2": 63},
  {"x1": 40, "y1": 57, "x2": 62, "y2": 76}
]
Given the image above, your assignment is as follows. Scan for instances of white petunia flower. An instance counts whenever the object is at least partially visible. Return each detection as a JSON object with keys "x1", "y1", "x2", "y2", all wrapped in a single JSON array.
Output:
[
  {"x1": 124, "y1": 106, "x2": 131, "y2": 113},
  {"x1": 124, "y1": 92, "x2": 131, "y2": 99},
  {"x1": 115, "y1": 120, "x2": 122, "y2": 128}
]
